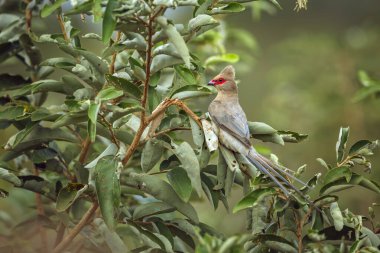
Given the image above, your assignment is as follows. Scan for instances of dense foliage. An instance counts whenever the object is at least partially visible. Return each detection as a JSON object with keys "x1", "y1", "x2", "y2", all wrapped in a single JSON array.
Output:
[{"x1": 0, "y1": 0, "x2": 379, "y2": 252}]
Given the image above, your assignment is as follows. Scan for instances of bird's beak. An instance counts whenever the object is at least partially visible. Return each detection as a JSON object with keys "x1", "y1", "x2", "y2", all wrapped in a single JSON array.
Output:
[{"x1": 208, "y1": 80, "x2": 216, "y2": 86}]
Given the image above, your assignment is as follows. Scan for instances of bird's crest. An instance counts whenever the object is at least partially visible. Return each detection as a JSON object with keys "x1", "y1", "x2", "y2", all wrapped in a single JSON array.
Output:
[{"x1": 220, "y1": 65, "x2": 235, "y2": 80}]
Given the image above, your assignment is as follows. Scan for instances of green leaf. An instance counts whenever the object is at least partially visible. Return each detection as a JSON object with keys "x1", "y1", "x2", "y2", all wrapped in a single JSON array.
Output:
[
  {"x1": 40, "y1": 57, "x2": 76, "y2": 68},
  {"x1": 102, "y1": 0, "x2": 117, "y2": 43},
  {"x1": 316, "y1": 158, "x2": 330, "y2": 170},
  {"x1": 171, "y1": 142, "x2": 202, "y2": 197},
  {"x1": 92, "y1": 0, "x2": 102, "y2": 22},
  {"x1": 125, "y1": 173, "x2": 199, "y2": 223},
  {"x1": 353, "y1": 85, "x2": 380, "y2": 102},
  {"x1": 267, "y1": 0, "x2": 283, "y2": 10},
  {"x1": 87, "y1": 101, "x2": 100, "y2": 142},
  {"x1": 41, "y1": 0, "x2": 66, "y2": 18},
  {"x1": 65, "y1": 1, "x2": 93, "y2": 15},
  {"x1": 330, "y1": 202, "x2": 344, "y2": 231},
  {"x1": 188, "y1": 14, "x2": 218, "y2": 32},
  {"x1": 210, "y1": 3, "x2": 245, "y2": 14},
  {"x1": 0, "y1": 74, "x2": 28, "y2": 91},
  {"x1": 320, "y1": 173, "x2": 380, "y2": 195},
  {"x1": 324, "y1": 166, "x2": 352, "y2": 185},
  {"x1": 313, "y1": 194, "x2": 338, "y2": 207},
  {"x1": 201, "y1": 173, "x2": 219, "y2": 209},
  {"x1": 189, "y1": 118, "x2": 204, "y2": 148},
  {"x1": 96, "y1": 87, "x2": 124, "y2": 101},
  {"x1": 19, "y1": 34, "x2": 42, "y2": 66},
  {"x1": 170, "y1": 85, "x2": 213, "y2": 100},
  {"x1": 167, "y1": 167, "x2": 193, "y2": 202},
  {"x1": 95, "y1": 218, "x2": 128, "y2": 253},
  {"x1": 205, "y1": 53, "x2": 239, "y2": 66},
  {"x1": 219, "y1": 145, "x2": 239, "y2": 172},
  {"x1": 94, "y1": 156, "x2": 120, "y2": 230},
  {"x1": 141, "y1": 139, "x2": 164, "y2": 172},
  {"x1": 85, "y1": 144, "x2": 118, "y2": 169},
  {"x1": 56, "y1": 183, "x2": 88, "y2": 212},
  {"x1": 133, "y1": 202, "x2": 176, "y2": 220},
  {"x1": 357, "y1": 70, "x2": 379, "y2": 87},
  {"x1": 0, "y1": 168, "x2": 21, "y2": 186},
  {"x1": 213, "y1": 151, "x2": 227, "y2": 190},
  {"x1": 0, "y1": 106, "x2": 25, "y2": 120},
  {"x1": 233, "y1": 188, "x2": 276, "y2": 213},
  {"x1": 248, "y1": 121, "x2": 277, "y2": 135},
  {"x1": 250, "y1": 234, "x2": 297, "y2": 253},
  {"x1": 4, "y1": 126, "x2": 77, "y2": 158},
  {"x1": 336, "y1": 127, "x2": 349, "y2": 163},
  {"x1": 174, "y1": 65, "x2": 197, "y2": 84},
  {"x1": 105, "y1": 74, "x2": 142, "y2": 99},
  {"x1": 151, "y1": 54, "x2": 184, "y2": 74},
  {"x1": 348, "y1": 140, "x2": 372, "y2": 155},
  {"x1": 278, "y1": 130, "x2": 308, "y2": 143},
  {"x1": 156, "y1": 16, "x2": 191, "y2": 68},
  {"x1": 31, "y1": 148, "x2": 58, "y2": 163}
]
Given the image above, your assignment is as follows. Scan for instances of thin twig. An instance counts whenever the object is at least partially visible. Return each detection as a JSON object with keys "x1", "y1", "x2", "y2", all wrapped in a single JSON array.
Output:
[
  {"x1": 296, "y1": 207, "x2": 314, "y2": 253},
  {"x1": 99, "y1": 113, "x2": 120, "y2": 148},
  {"x1": 171, "y1": 99, "x2": 202, "y2": 126},
  {"x1": 152, "y1": 127, "x2": 191, "y2": 138},
  {"x1": 57, "y1": 14, "x2": 70, "y2": 42},
  {"x1": 79, "y1": 137, "x2": 91, "y2": 164},
  {"x1": 141, "y1": 14, "x2": 154, "y2": 116},
  {"x1": 24, "y1": 0, "x2": 32, "y2": 33},
  {"x1": 34, "y1": 168, "x2": 48, "y2": 253},
  {"x1": 109, "y1": 31, "x2": 122, "y2": 74},
  {"x1": 149, "y1": 169, "x2": 170, "y2": 175},
  {"x1": 66, "y1": 126, "x2": 84, "y2": 143},
  {"x1": 52, "y1": 202, "x2": 98, "y2": 253},
  {"x1": 122, "y1": 120, "x2": 147, "y2": 165}
]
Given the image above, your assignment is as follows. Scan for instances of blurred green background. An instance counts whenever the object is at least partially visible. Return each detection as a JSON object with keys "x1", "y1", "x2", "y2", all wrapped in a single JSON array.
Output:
[{"x1": 1, "y1": 0, "x2": 380, "y2": 237}]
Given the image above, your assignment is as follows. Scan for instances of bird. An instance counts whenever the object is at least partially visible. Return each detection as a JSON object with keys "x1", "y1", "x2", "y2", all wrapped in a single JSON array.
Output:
[{"x1": 207, "y1": 65, "x2": 309, "y2": 198}]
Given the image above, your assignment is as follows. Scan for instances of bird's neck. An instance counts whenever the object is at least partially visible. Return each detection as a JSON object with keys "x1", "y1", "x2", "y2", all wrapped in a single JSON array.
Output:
[{"x1": 214, "y1": 91, "x2": 239, "y2": 102}]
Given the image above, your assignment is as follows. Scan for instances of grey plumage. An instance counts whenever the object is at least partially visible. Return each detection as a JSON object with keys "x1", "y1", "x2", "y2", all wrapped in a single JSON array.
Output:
[{"x1": 208, "y1": 65, "x2": 309, "y2": 198}]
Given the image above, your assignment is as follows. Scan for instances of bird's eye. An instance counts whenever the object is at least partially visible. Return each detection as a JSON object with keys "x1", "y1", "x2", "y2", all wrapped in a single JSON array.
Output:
[{"x1": 218, "y1": 78, "x2": 223, "y2": 82}]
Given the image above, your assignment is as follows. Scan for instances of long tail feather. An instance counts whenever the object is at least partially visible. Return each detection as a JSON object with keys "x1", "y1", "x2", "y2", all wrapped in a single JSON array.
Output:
[
  {"x1": 253, "y1": 154, "x2": 309, "y2": 199},
  {"x1": 246, "y1": 148, "x2": 309, "y2": 199},
  {"x1": 258, "y1": 155, "x2": 309, "y2": 188},
  {"x1": 246, "y1": 153, "x2": 291, "y2": 196}
]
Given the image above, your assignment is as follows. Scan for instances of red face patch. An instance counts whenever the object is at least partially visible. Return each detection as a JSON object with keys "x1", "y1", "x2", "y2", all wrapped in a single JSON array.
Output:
[{"x1": 208, "y1": 77, "x2": 226, "y2": 86}]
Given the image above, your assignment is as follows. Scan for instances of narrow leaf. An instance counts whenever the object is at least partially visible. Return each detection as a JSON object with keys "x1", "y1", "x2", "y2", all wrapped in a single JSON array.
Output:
[
  {"x1": 233, "y1": 188, "x2": 276, "y2": 213},
  {"x1": 167, "y1": 167, "x2": 193, "y2": 202},
  {"x1": 102, "y1": 0, "x2": 117, "y2": 43},
  {"x1": 94, "y1": 156, "x2": 120, "y2": 230}
]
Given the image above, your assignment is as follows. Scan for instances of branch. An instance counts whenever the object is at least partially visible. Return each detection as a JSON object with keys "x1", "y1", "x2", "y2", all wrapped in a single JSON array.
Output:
[
  {"x1": 24, "y1": 0, "x2": 32, "y2": 33},
  {"x1": 140, "y1": 14, "x2": 154, "y2": 116},
  {"x1": 99, "y1": 113, "x2": 120, "y2": 148},
  {"x1": 79, "y1": 137, "x2": 91, "y2": 164},
  {"x1": 57, "y1": 14, "x2": 70, "y2": 43},
  {"x1": 122, "y1": 119, "x2": 147, "y2": 165},
  {"x1": 109, "y1": 31, "x2": 122, "y2": 74},
  {"x1": 52, "y1": 202, "x2": 98, "y2": 253},
  {"x1": 171, "y1": 99, "x2": 202, "y2": 127},
  {"x1": 122, "y1": 9, "x2": 164, "y2": 165}
]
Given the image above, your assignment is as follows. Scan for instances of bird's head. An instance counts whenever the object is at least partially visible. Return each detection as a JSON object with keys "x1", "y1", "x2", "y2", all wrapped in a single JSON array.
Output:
[{"x1": 207, "y1": 65, "x2": 237, "y2": 93}]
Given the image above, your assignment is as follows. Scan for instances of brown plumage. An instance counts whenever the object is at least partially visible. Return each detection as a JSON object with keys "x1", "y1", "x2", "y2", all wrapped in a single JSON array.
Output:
[{"x1": 208, "y1": 65, "x2": 309, "y2": 198}]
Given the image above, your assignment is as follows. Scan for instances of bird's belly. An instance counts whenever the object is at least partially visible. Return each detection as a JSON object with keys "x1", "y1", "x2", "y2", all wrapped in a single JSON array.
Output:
[{"x1": 218, "y1": 129, "x2": 250, "y2": 155}]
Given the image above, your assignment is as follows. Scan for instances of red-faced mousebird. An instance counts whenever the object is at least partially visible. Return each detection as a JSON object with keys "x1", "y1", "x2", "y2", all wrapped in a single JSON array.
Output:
[{"x1": 207, "y1": 65, "x2": 309, "y2": 199}]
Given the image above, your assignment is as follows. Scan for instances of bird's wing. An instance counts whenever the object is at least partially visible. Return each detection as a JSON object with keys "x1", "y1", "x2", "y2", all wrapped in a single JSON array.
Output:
[{"x1": 209, "y1": 101, "x2": 251, "y2": 147}]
